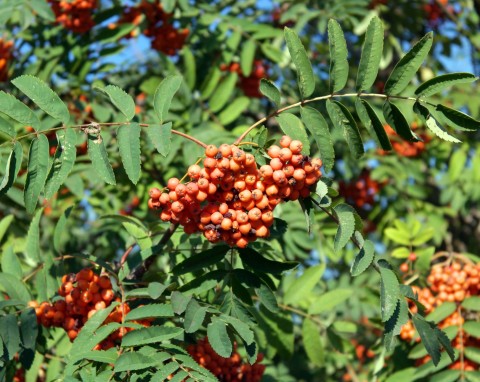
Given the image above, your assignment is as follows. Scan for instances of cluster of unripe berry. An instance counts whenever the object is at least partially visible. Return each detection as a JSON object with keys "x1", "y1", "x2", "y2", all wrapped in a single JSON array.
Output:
[
  {"x1": 220, "y1": 60, "x2": 268, "y2": 98},
  {"x1": 33, "y1": 268, "x2": 149, "y2": 349},
  {"x1": 187, "y1": 337, "x2": 265, "y2": 382},
  {"x1": 116, "y1": 0, "x2": 189, "y2": 55},
  {"x1": 378, "y1": 123, "x2": 430, "y2": 158},
  {"x1": 49, "y1": 0, "x2": 97, "y2": 34},
  {"x1": 400, "y1": 260, "x2": 480, "y2": 370},
  {"x1": 338, "y1": 170, "x2": 384, "y2": 210},
  {"x1": 0, "y1": 38, "x2": 13, "y2": 82},
  {"x1": 148, "y1": 136, "x2": 322, "y2": 247}
]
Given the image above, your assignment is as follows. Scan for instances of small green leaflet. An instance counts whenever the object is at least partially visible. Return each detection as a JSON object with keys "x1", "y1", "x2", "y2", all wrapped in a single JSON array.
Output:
[
  {"x1": 333, "y1": 203, "x2": 356, "y2": 252},
  {"x1": 94, "y1": 85, "x2": 136, "y2": 121},
  {"x1": 357, "y1": 99, "x2": 392, "y2": 150},
  {"x1": 356, "y1": 16, "x2": 384, "y2": 91},
  {"x1": 0, "y1": 91, "x2": 40, "y2": 129},
  {"x1": 384, "y1": 32, "x2": 433, "y2": 95},
  {"x1": 218, "y1": 97, "x2": 250, "y2": 125},
  {"x1": 328, "y1": 19, "x2": 349, "y2": 93},
  {"x1": 384, "y1": 298, "x2": 409, "y2": 351},
  {"x1": 259, "y1": 79, "x2": 281, "y2": 106},
  {"x1": 326, "y1": 100, "x2": 364, "y2": 159},
  {"x1": 351, "y1": 240, "x2": 375, "y2": 276},
  {"x1": 275, "y1": 113, "x2": 310, "y2": 155},
  {"x1": 0, "y1": 141, "x2": 23, "y2": 196},
  {"x1": 240, "y1": 38, "x2": 256, "y2": 77},
  {"x1": 209, "y1": 73, "x2": 238, "y2": 113},
  {"x1": 153, "y1": 74, "x2": 183, "y2": 123},
  {"x1": 12, "y1": 75, "x2": 70, "y2": 124},
  {"x1": 24, "y1": 135, "x2": 50, "y2": 214},
  {"x1": 302, "y1": 318, "x2": 324, "y2": 366},
  {"x1": 114, "y1": 352, "x2": 156, "y2": 372},
  {"x1": 44, "y1": 128, "x2": 77, "y2": 200},
  {"x1": 300, "y1": 106, "x2": 335, "y2": 173},
  {"x1": 415, "y1": 72, "x2": 477, "y2": 97},
  {"x1": 207, "y1": 318, "x2": 233, "y2": 358},
  {"x1": 117, "y1": 123, "x2": 141, "y2": 184},
  {"x1": 436, "y1": 104, "x2": 480, "y2": 131},
  {"x1": 284, "y1": 27, "x2": 315, "y2": 98},
  {"x1": 147, "y1": 122, "x2": 172, "y2": 157},
  {"x1": 413, "y1": 102, "x2": 460, "y2": 143},
  {"x1": 378, "y1": 260, "x2": 400, "y2": 322},
  {"x1": 87, "y1": 134, "x2": 116, "y2": 185},
  {"x1": 383, "y1": 101, "x2": 420, "y2": 142},
  {"x1": 53, "y1": 205, "x2": 74, "y2": 254},
  {"x1": 24, "y1": 209, "x2": 42, "y2": 265},
  {"x1": 182, "y1": 47, "x2": 196, "y2": 90},
  {"x1": 1, "y1": 246, "x2": 22, "y2": 279},
  {"x1": 0, "y1": 115, "x2": 15, "y2": 137}
]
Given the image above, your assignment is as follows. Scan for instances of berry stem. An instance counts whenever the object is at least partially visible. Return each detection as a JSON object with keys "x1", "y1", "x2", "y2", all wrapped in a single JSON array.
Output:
[{"x1": 235, "y1": 92, "x2": 429, "y2": 145}]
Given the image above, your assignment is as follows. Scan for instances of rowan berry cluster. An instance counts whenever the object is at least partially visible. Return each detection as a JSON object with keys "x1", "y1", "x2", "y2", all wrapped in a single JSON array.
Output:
[
  {"x1": 424, "y1": 0, "x2": 450, "y2": 28},
  {"x1": 338, "y1": 170, "x2": 384, "y2": 210},
  {"x1": 116, "y1": 0, "x2": 189, "y2": 55},
  {"x1": 187, "y1": 337, "x2": 265, "y2": 382},
  {"x1": 148, "y1": 136, "x2": 322, "y2": 248},
  {"x1": 33, "y1": 268, "x2": 149, "y2": 349},
  {"x1": 49, "y1": 0, "x2": 97, "y2": 34},
  {"x1": 0, "y1": 39, "x2": 13, "y2": 82},
  {"x1": 378, "y1": 124, "x2": 430, "y2": 158},
  {"x1": 220, "y1": 60, "x2": 268, "y2": 98},
  {"x1": 400, "y1": 260, "x2": 480, "y2": 370}
]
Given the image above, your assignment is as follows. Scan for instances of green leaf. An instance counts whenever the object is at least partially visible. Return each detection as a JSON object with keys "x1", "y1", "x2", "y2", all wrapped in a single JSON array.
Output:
[
  {"x1": 326, "y1": 100, "x2": 364, "y2": 159},
  {"x1": 275, "y1": 112, "x2": 310, "y2": 155},
  {"x1": 153, "y1": 74, "x2": 183, "y2": 124},
  {"x1": 148, "y1": 282, "x2": 167, "y2": 299},
  {"x1": 0, "y1": 115, "x2": 15, "y2": 137},
  {"x1": 384, "y1": 298, "x2": 409, "y2": 351},
  {"x1": 333, "y1": 203, "x2": 356, "y2": 252},
  {"x1": 430, "y1": 370, "x2": 462, "y2": 382},
  {"x1": 283, "y1": 264, "x2": 326, "y2": 305},
  {"x1": 0, "y1": 91, "x2": 40, "y2": 129},
  {"x1": 82, "y1": 349, "x2": 118, "y2": 365},
  {"x1": 238, "y1": 247, "x2": 298, "y2": 275},
  {"x1": 87, "y1": 133, "x2": 116, "y2": 185},
  {"x1": 378, "y1": 260, "x2": 400, "y2": 322},
  {"x1": 357, "y1": 99, "x2": 392, "y2": 150},
  {"x1": 356, "y1": 16, "x2": 384, "y2": 91},
  {"x1": 464, "y1": 322, "x2": 480, "y2": 338},
  {"x1": 259, "y1": 79, "x2": 281, "y2": 106},
  {"x1": 0, "y1": 273, "x2": 32, "y2": 302},
  {"x1": 383, "y1": 101, "x2": 419, "y2": 142},
  {"x1": 171, "y1": 291, "x2": 191, "y2": 315},
  {"x1": 95, "y1": 84, "x2": 135, "y2": 121},
  {"x1": 0, "y1": 314, "x2": 21, "y2": 360},
  {"x1": 114, "y1": 351, "x2": 157, "y2": 372},
  {"x1": 328, "y1": 19, "x2": 349, "y2": 93},
  {"x1": 0, "y1": 142, "x2": 23, "y2": 196},
  {"x1": 125, "y1": 304, "x2": 174, "y2": 321},
  {"x1": 209, "y1": 73, "x2": 238, "y2": 113},
  {"x1": 117, "y1": 122, "x2": 141, "y2": 184},
  {"x1": 24, "y1": 135, "x2": 50, "y2": 213},
  {"x1": 218, "y1": 97, "x2": 250, "y2": 125},
  {"x1": 12, "y1": 75, "x2": 70, "y2": 124},
  {"x1": 351, "y1": 240, "x2": 375, "y2": 276},
  {"x1": 0, "y1": 214, "x2": 14, "y2": 242},
  {"x1": 465, "y1": 371, "x2": 480, "y2": 382},
  {"x1": 284, "y1": 27, "x2": 315, "y2": 98},
  {"x1": 53, "y1": 205, "x2": 74, "y2": 253},
  {"x1": 255, "y1": 283, "x2": 279, "y2": 313},
  {"x1": 436, "y1": 104, "x2": 480, "y2": 131},
  {"x1": 221, "y1": 315, "x2": 254, "y2": 345},
  {"x1": 302, "y1": 318, "x2": 324, "y2": 366},
  {"x1": 1, "y1": 246, "x2": 22, "y2": 279},
  {"x1": 44, "y1": 128, "x2": 77, "y2": 200},
  {"x1": 425, "y1": 302, "x2": 456, "y2": 324},
  {"x1": 147, "y1": 122, "x2": 172, "y2": 157},
  {"x1": 300, "y1": 106, "x2": 335, "y2": 172},
  {"x1": 150, "y1": 362, "x2": 180, "y2": 382},
  {"x1": 415, "y1": 72, "x2": 477, "y2": 97},
  {"x1": 384, "y1": 32, "x2": 433, "y2": 95},
  {"x1": 184, "y1": 299, "x2": 207, "y2": 333},
  {"x1": 19, "y1": 308, "x2": 38, "y2": 352},
  {"x1": 309, "y1": 288, "x2": 353, "y2": 314},
  {"x1": 182, "y1": 47, "x2": 196, "y2": 90},
  {"x1": 462, "y1": 297, "x2": 480, "y2": 311},
  {"x1": 24, "y1": 208, "x2": 42, "y2": 265},
  {"x1": 413, "y1": 102, "x2": 460, "y2": 143},
  {"x1": 172, "y1": 246, "x2": 230, "y2": 275},
  {"x1": 207, "y1": 318, "x2": 233, "y2": 358},
  {"x1": 121, "y1": 326, "x2": 184, "y2": 347},
  {"x1": 240, "y1": 39, "x2": 256, "y2": 77}
]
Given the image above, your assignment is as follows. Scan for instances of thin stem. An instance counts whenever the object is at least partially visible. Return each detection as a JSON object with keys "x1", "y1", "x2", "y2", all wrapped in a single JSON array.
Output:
[{"x1": 235, "y1": 92, "x2": 430, "y2": 144}]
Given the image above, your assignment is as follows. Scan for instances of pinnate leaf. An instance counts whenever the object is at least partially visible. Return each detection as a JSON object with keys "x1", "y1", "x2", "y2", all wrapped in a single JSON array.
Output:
[
  {"x1": 24, "y1": 135, "x2": 50, "y2": 214},
  {"x1": 356, "y1": 16, "x2": 384, "y2": 91},
  {"x1": 328, "y1": 19, "x2": 349, "y2": 93}
]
